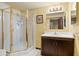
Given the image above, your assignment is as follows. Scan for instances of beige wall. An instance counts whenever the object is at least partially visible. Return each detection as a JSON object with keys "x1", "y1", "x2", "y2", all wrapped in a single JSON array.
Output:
[
  {"x1": 74, "y1": 2, "x2": 79, "y2": 56},
  {"x1": 77, "y1": 3, "x2": 79, "y2": 25},
  {"x1": 28, "y1": 8, "x2": 45, "y2": 48},
  {"x1": 29, "y1": 2, "x2": 75, "y2": 48}
]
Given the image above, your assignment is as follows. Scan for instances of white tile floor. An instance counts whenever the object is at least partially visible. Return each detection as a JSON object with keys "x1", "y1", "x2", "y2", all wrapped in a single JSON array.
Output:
[
  {"x1": 0, "y1": 49, "x2": 6, "y2": 56},
  {"x1": 0, "y1": 47, "x2": 41, "y2": 56},
  {"x1": 8, "y1": 47, "x2": 41, "y2": 56}
]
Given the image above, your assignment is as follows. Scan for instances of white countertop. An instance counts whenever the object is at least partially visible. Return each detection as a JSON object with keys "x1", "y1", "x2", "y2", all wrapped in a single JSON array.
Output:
[{"x1": 41, "y1": 32, "x2": 74, "y2": 38}]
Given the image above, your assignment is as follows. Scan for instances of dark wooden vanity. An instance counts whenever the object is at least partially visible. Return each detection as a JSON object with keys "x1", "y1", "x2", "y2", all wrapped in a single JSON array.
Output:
[{"x1": 41, "y1": 36, "x2": 74, "y2": 56}]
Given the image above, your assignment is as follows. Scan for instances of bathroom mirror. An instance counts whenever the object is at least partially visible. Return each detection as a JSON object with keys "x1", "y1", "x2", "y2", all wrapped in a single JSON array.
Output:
[
  {"x1": 71, "y1": 11, "x2": 76, "y2": 25},
  {"x1": 46, "y1": 12, "x2": 66, "y2": 30},
  {"x1": 50, "y1": 17, "x2": 65, "y2": 29},
  {"x1": 70, "y1": 2, "x2": 76, "y2": 33},
  {"x1": 71, "y1": 2, "x2": 76, "y2": 25}
]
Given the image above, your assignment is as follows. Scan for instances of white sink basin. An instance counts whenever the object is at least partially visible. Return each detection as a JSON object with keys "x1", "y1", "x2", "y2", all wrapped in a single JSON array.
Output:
[{"x1": 41, "y1": 32, "x2": 74, "y2": 38}]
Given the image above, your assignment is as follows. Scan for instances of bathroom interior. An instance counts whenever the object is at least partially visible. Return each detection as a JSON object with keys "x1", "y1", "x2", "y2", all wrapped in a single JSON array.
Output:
[{"x1": 0, "y1": 2, "x2": 79, "y2": 56}]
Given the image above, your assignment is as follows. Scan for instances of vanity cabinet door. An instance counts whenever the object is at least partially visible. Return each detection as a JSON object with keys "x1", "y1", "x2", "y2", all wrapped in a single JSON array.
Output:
[
  {"x1": 41, "y1": 37, "x2": 57, "y2": 56},
  {"x1": 56, "y1": 40, "x2": 74, "y2": 56},
  {"x1": 56, "y1": 40, "x2": 66, "y2": 56}
]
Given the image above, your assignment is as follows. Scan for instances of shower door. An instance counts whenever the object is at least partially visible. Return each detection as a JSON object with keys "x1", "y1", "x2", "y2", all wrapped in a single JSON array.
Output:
[
  {"x1": 3, "y1": 9, "x2": 10, "y2": 52},
  {"x1": 0, "y1": 10, "x2": 2, "y2": 49},
  {"x1": 2, "y1": 8, "x2": 27, "y2": 52},
  {"x1": 13, "y1": 14, "x2": 26, "y2": 52}
]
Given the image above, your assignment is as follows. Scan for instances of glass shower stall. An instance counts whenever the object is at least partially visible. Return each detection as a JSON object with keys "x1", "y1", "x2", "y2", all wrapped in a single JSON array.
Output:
[{"x1": 1, "y1": 8, "x2": 27, "y2": 52}]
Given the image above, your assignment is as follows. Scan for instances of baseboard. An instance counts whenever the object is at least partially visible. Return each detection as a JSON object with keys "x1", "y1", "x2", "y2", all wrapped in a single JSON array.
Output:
[{"x1": 36, "y1": 47, "x2": 41, "y2": 50}]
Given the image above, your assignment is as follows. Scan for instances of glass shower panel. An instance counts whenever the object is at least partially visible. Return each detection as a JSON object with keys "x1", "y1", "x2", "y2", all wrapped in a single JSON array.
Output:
[
  {"x1": 13, "y1": 14, "x2": 26, "y2": 52},
  {"x1": 3, "y1": 10, "x2": 10, "y2": 51},
  {"x1": 0, "y1": 10, "x2": 2, "y2": 49}
]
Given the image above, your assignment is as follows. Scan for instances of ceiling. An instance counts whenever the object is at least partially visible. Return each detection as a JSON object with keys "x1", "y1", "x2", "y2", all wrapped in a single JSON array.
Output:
[
  {"x1": 0, "y1": 3, "x2": 9, "y2": 9},
  {"x1": 7, "y1": 2, "x2": 61, "y2": 10}
]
